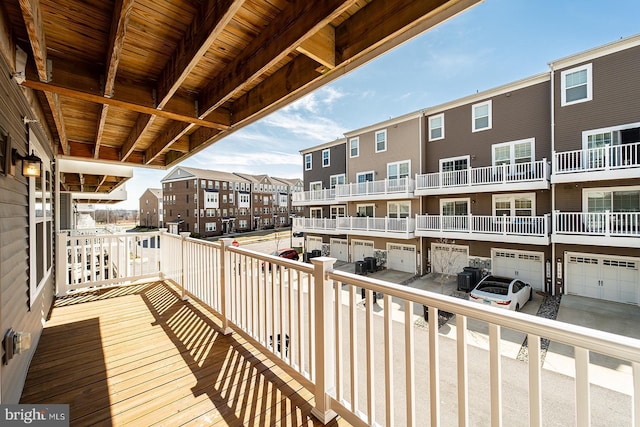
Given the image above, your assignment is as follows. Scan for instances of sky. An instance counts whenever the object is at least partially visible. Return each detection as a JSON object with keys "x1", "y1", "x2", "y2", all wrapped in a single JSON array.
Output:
[{"x1": 110, "y1": 0, "x2": 640, "y2": 210}]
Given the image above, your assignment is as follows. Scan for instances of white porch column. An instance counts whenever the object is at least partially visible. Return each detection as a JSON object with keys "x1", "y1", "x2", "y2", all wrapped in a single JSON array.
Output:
[
  {"x1": 179, "y1": 232, "x2": 190, "y2": 301},
  {"x1": 311, "y1": 256, "x2": 338, "y2": 424},
  {"x1": 219, "y1": 238, "x2": 234, "y2": 335}
]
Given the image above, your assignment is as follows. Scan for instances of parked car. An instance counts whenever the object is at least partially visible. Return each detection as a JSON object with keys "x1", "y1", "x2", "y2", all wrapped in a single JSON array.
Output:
[
  {"x1": 468, "y1": 275, "x2": 532, "y2": 311},
  {"x1": 292, "y1": 231, "x2": 304, "y2": 237},
  {"x1": 262, "y1": 248, "x2": 300, "y2": 270}
]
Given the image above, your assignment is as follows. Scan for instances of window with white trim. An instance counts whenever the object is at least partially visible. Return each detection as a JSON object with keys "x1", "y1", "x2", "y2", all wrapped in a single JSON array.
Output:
[
  {"x1": 439, "y1": 155, "x2": 469, "y2": 172},
  {"x1": 304, "y1": 153, "x2": 312, "y2": 170},
  {"x1": 387, "y1": 160, "x2": 410, "y2": 180},
  {"x1": 309, "y1": 181, "x2": 322, "y2": 191},
  {"x1": 584, "y1": 186, "x2": 640, "y2": 213},
  {"x1": 205, "y1": 222, "x2": 216, "y2": 232},
  {"x1": 472, "y1": 100, "x2": 492, "y2": 132},
  {"x1": 357, "y1": 204, "x2": 375, "y2": 217},
  {"x1": 492, "y1": 193, "x2": 535, "y2": 217},
  {"x1": 492, "y1": 138, "x2": 534, "y2": 166},
  {"x1": 322, "y1": 149, "x2": 330, "y2": 167},
  {"x1": 561, "y1": 63, "x2": 592, "y2": 106},
  {"x1": 428, "y1": 113, "x2": 444, "y2": 141},
  {"x1": 440, "y1": 198, "x2": 469, "y2": 216},
  {"x1": 375, "y1": 129, "x2": 387, "y2": 153},
  {"x1": 349, "y1": 137, "x2": 359, "y2": 158},
  {"x1": 356, "y1": 171, "x2": 374, "y2": 183},
  {"x1": 29, "y1": 139, "x2": 52, "y2": 306},
  {"x1": 388, "y1": 201, "x2": 410, "y2": 218},
  {"x1": 310, "y1": 207, "x2": 323, "y2": 218},
  {"x1": 330, "y1": 205, "x2": 346, "y2": 218},
  {"x1": 330, "y1": 174, "x2": 345, "y2": 189}
]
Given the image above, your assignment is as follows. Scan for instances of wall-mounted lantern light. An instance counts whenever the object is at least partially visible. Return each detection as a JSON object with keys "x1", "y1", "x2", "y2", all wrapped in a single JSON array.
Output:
[{"x1": 12, "y1": 149, "x2": 42, "y2": 178}]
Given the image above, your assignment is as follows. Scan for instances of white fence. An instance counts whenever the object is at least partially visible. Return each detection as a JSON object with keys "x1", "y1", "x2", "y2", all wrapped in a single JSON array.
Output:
[
  {"x1": 57, "y1": 229, "x2": 640, "y2": 426},
  {"x1": 416, "y1": 160, "x2": 549, "y2": 190},
  {"x1": 416, "y1": 214, "x2": 550, "y2": 236},
  {"x1": 554, "y1": 142, "x2": 640, "y2": 174},
  {"x1": 292, "y1": 188, "x2": 336, "y2": 204},
  {"x1": 335, "y1": 178, "x2": 415, "y2": 198}
]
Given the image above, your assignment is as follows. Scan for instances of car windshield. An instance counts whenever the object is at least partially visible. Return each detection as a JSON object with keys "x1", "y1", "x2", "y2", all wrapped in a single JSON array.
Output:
[
  {"x1": 271, "y1": 251, "x2": 280, "y2": 256},
  {"x1": 476, "y1": 281, "x2": 509, "y2": 296}
]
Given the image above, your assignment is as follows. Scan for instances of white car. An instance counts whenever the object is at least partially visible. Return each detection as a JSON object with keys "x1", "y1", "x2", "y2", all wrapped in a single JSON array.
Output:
[{"x1": 469, "y1": 275, "x2": 532, "y2": 311}]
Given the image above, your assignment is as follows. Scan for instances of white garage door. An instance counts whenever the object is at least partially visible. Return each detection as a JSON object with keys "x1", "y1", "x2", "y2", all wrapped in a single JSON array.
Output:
[
  {"x1": 351, "y1": 239, "x2": 374, "y2": 261},
  {"x1": 307, "y1": 236, "x2": 323, "y2": 252},
  {"x1": 492, "y1": 249, "x2": 544, "y2": 290},
  {"x1": 566, "y1": 252, "x2": 639, "y2": 304},
  {"x1": 330, "y1": 238, "x2": 349, "y2": 262},
  {"x1": 431, "y1": 243, "x2": 468, "y2": 275},
  {"x1": 387, "y1": 243, "x2": 416, "y2": 273}
]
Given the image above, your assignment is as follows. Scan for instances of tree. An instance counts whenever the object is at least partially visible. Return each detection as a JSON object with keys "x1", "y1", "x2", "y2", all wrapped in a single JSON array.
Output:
[{"x1": 431, "y1": 237, "x2": 463, "y2": 295}]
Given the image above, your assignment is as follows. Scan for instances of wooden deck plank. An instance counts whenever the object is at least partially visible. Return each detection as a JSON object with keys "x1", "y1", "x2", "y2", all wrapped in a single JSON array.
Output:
[{"x1": 20, "y1": 281, "x2": 349, "y2": 426}]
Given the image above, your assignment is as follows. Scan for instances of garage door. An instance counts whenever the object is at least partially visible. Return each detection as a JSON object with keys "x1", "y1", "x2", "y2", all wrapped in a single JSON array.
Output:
[
  {"x1": 387, "y1": 243, "x2": 416, "y2": 273},
  {"x1": 492, "y1": 249, "x2": 544, "y2": 290},
  {"x1": 307, "y1": 236, "x2": 323, "y2": 252},
  {"x1": 330, "y1": 238, "x2": 349, "y2": 262},
  {"x1": 351, "y1": 239, "x2": 374, "y2": 261},
  {"x1": 431, "y1": 243, "x2": 468, "y2": 275},
  {"x1": 566, "y1": 253, "x2": 639, "y2": 304}
]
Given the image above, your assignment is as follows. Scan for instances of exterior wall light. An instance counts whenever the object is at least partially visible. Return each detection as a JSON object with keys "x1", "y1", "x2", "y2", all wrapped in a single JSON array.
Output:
[{"x1": 12, "y1": 149, "x2": 42, "y2": 178}]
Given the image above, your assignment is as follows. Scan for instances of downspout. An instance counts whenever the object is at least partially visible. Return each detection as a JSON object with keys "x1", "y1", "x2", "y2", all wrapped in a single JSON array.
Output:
[
  {"x1": 418, "y1": 112, "x2": 424, "y2": 275},
  {"x1": 549, "y1": 63, "x2": 556, "y2": 296}
]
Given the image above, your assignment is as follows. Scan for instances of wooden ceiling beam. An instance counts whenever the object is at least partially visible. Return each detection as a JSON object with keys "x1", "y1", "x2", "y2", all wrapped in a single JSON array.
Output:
[
  {"x1": 156, "y1": 0, "x2": 243, "y2": 108},
  {"x1": 296, "y1": 25, "x2": 336, "y2": 70},
  {"x1": 21, "y1": 78, "x2": 227, "y2": 130},
  {"x1": 94, "y1": 0, "x2": 135, "y2": 159},
  {"x1": 144, "y1": 122, "x2": 193, "y2": 165},
  {"x1": 18, "y1": 0, "x2": 70, "y2": 154},
  {"x1": 120, "y1": 114, "x2": 155, "y2": 161},
  {"x1": 198, "y1": 0, "x2": 358, "y2": 118}
]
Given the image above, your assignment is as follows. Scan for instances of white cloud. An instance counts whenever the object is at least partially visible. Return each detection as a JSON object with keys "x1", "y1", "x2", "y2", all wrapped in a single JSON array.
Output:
[{"x1": 283, "y1": 85, "x2": 346, "y2": 114}]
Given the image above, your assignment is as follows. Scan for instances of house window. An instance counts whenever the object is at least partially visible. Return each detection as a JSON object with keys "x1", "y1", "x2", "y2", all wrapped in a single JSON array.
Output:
[
  {"x1": 472, "y1": 100, "x2": 492, "y2": 132},
  {"x1": 375, "y1": 129, "x2": 387, "y2": 153},
  {"x1": 206, "y1": 222, "x2": 216, "y2": 232},
  {"x1": 29, "y1": 143, "x2": 52, "y2": 306},
  {"x1": 356, "y1": 171, "x2": 374, "y2": 183},
  {"x1": 387, "y1": 160, "x2": 410, "y2": 180},
  {"x1": 330, "y1": 174, "x2": 345, "y2": 189},
  {"x1": 561, "y1": 63, "x2": 592, "y2": 106},
  {"x1": 388, "y1": 201, "x2": 410, "y2": 218},
  {"x1": 492, "y1": 138, "x2": 534, "y2": 166},
  {"x1": 492, "y1": 193, "x2": 535, "y2": 217},
  {"x1": 330, "y1": 205, "x2": 346, "y2": 218},
  {"x1": 582, "y1": 123, "x2": 640, "y2": 168},
  {"x1": 428, "y1": 113, "x2": 444, "y2": 141},
  {"x1": 349, "y1": 137, "x2": 359, "y2": 158},
  {"x1": 310, "y1": 207, "x2": 322, "y2": 218},
  {"x1": 357, "y1": 204, "x2": 375, "y2": 217},
  {"x1": 584, "y1": 187, "x2": 640, "y2": 213},
  {"x1": 440, "y1": 155, "x2": 469, "y2": 172},
  {"x1": 441, "y1": 198, "x2": 469, "y2": 216},
  {"x1": 304, "y1": 153, "x2": 312, "y2": 170},
  {"x1": 322, "y1": 149, "x2": 330, "y2": 167}
]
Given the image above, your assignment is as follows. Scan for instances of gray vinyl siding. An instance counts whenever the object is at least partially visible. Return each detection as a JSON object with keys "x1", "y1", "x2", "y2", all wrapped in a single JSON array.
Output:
[
  {"x1": 347, "y1": 117, "x2": 421, "y2": 181},
  {"x1": 303, "y1": 143, "x2": 346, "y2": 190},
  {"x1": 0, "y1": 58, "x2": 55, "y2": 403},
  {"x1": 424, "y1": 81, "x2": 551, "y2": 172},
  {"x1": 554, "y1": 45, "x2": 640, "y2": 152}
]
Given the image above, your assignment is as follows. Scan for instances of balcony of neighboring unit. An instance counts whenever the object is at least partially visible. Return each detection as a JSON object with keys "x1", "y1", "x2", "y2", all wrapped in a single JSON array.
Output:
[
  {"x1": 553, "y1": 142, "x2": 640, "y2": 183},
  {"x1": 415, "y1": 214, "x2": 551, "y2": 244},
  {"x1": 334, "y1": 178, "x2": 416, "y2": 201},
  {"x1": 291, "y1": 188, "x2": 336, "y2": 206},
  {"x1": 293, "y1": 217, "x2": 341, "y2": 234},
  {"x1": 552, "y1": 211, "x2": 640, "y2": 247},
  {"x1": 335, "y1": 216, "x2": 416, "y2": 239},
  {"x1": 415, "y1": 160, "x2": 550, "y2": 196}
]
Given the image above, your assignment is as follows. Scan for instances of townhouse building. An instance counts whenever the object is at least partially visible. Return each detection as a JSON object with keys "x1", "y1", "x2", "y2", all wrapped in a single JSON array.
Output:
[
  {"x1": 272, "y1": 176, "x2": 305, "y2": 221},
  {"x1": 550, "y1": 36, "x2": 640, "y2": 304},
  {"x1": 161, "y1": 167, "x2": 253, "y2": 237},
  {"x1": 294, "y1": 34, "x2": 640, "y2": 304},
  {"x1": 139, "y1": 188, "x2": 163, "y2": 228},
  {"x1": 234, "y1": 173, "x2": 283, "y2": 230}
]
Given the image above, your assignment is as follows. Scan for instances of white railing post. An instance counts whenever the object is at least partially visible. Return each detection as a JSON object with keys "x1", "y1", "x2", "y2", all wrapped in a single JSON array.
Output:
[
  {"x1": 605, "y1": 146, "x2": 610, "y2": 170},
  {"x1": 158, "y1": 228, "x2": 168, "y2": 279},
  {"x1": 501, "y1": 164, "x2": 506, "y2": 184},
  {"x1": 385, "y1": 216, "x2": 388, "y2": 233},
  {"x1": 468, "y1": 213, "x2": 472, "y2": 234},
  {"x1": 56, "y1": 231, "x2": 69, "y2": 297},
  {"x1": 502, "y1": 214, "x2": 507, "y2": 235},
  {"x1": 605, "y1": 210, "x2": 611, "y2": 237},
  {"x1": 179, "y1": 232, "x2": 190, "y2": 300},
  {"x1": 468, "y1": 167, "x2": 472, "y2": 186},
  {"x1": 311, "y1": 256, "x2": 338, "y2": 424},
  {"x1": 219, "y1": 238, "x2": 234, "y2": 335}
]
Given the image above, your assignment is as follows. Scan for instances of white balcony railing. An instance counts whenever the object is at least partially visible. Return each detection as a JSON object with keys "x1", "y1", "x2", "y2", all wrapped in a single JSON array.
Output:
[
  {"x1": 554, "y1": 211, "x2": 640, "y2": 237},
  {"x1": 554, "y1": 141, "x2": 640, "y2": 175},
  {"x1": 416, "y1": 159, "x2": 549, "y2": 192},
  {"x1": 416, "y1": 214, "x2": 550, "y2": 236},
  {"x1": 335, "y1": 177, "x2": 415, "y2": 199},
  {"x1": 336, "y1": 216, "x2": 415, "y2": 233},
  {"x1": 293, "y1": 217, "x2": 337, "y2": 232},
  {"x1": 56, "y1": 230, "x2": 640, "y2": 426},
  {"x1": 292, "y1": 188, "x2": 336, "y2": 204}
]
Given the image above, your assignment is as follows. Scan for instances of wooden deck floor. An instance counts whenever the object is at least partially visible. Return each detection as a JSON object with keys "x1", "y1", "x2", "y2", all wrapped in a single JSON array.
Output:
[{"x1": 21, "y1": 281, "x2": 349, "y2": 426}]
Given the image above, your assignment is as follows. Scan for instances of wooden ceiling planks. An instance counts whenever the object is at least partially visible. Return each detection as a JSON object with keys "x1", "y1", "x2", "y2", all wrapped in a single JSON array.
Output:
[{"x1": 1, "y1": 0, "x2": 480, "y2": 174}]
